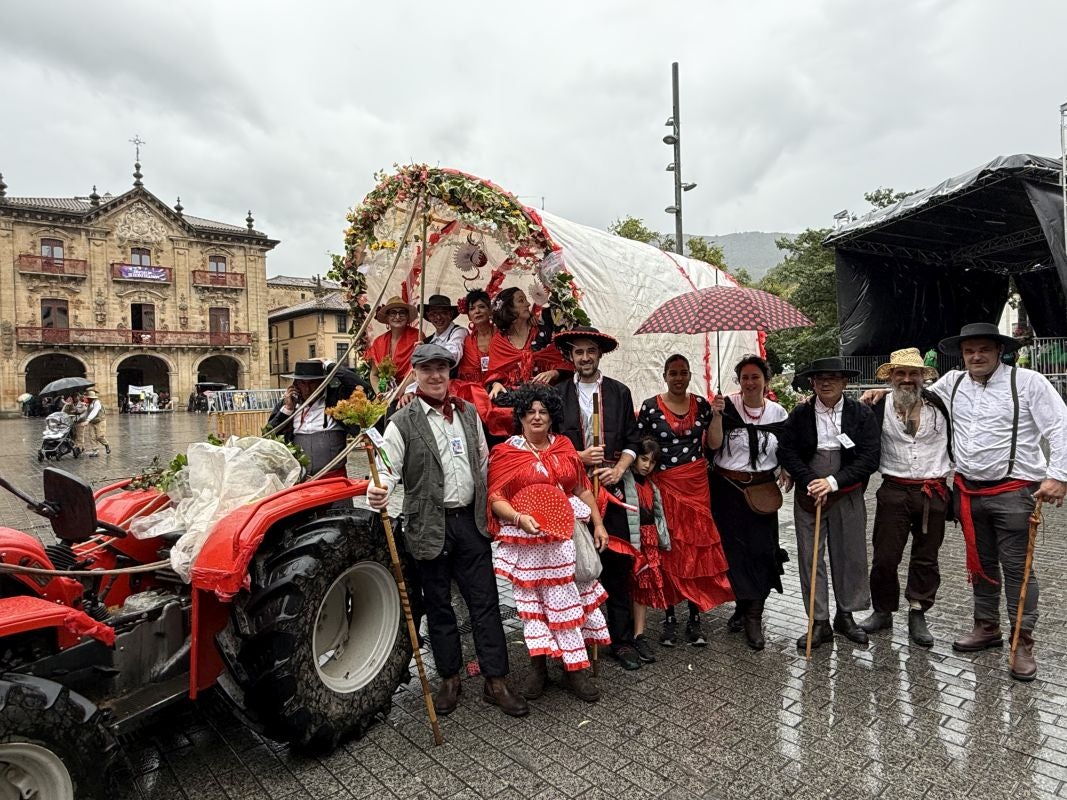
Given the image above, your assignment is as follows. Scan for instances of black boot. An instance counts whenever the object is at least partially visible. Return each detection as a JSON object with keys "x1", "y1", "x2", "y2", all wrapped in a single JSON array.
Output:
[
  {"x1": 796, "y1": 620, "x2": 834, "y2": 651},
  {"x1": 833, "y1": 610, "x2": 869, "y2": 645},
  {"x1": 908, "y1": 610, "x2": 934, "y2": 647},
  {"x1": 742, "y1": 599, "x2": 765, "y2": 651},
  {"x1": 727, "y1": 603, "x2": 744, "y2": 633}
]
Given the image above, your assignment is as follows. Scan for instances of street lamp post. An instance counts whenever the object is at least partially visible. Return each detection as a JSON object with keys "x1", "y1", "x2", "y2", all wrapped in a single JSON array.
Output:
[{"x1": 663, "y1": 62, "x2": 695, "y2": 255}]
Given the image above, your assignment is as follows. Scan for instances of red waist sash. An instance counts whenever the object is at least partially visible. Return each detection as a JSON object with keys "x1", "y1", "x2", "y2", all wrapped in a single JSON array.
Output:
[{"x1": 953, "y1": 476, "x2": 1033, "y2": 584}]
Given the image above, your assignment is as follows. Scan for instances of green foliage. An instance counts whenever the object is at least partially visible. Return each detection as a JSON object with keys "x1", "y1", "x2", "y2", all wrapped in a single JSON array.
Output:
[
  {"x1": 769, "y1": 376, "x2": 802, "y2": 412},
  {"x1": 686, "y1": 236, "x2": 726, "y2": 267},
  {"x1": 128, "y1": 452, "x2": 187, "y2": 492},
  {"x1": 864, "y1": 187, "x2": 918, "y2": 209},
  {"x1": 609, "y1": 216, "x2": 662, "y2": 245},
  {"x1": 758, "y1": 228, "x2": 839, "y2": 369}
]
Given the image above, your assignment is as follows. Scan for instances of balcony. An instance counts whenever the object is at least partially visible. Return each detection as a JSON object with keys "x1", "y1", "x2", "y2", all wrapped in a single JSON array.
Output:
[
  {"x1": 110, "y1": 263, "x2": 174, "y2": 283},
  {"x1": 192, "y1": 270, "x2": 245, "y2": 289},
  {"x1": 16, "y1": 327, "x2": 252, "y2": 348},
  {"x1": 17, "y1": 254, "x2": 89, "y2": 278}
]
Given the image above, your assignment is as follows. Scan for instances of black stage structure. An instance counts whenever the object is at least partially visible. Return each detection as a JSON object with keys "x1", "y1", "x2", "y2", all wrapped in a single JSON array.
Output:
[{"x1": 824, "y1": 154, "x2": 1067, "y2": 356}]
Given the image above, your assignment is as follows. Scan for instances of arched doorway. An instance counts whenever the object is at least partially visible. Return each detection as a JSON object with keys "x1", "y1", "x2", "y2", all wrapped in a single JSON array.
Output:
[
  {"x1": 24, "y1": 354, "x2": 86, "y2": 394},
  {"x1": 116, "y1": 354, "x2": 171, "y2": 411},
  {"x1": 197, "y1": 355, "x2": 241, "y2": 388}
]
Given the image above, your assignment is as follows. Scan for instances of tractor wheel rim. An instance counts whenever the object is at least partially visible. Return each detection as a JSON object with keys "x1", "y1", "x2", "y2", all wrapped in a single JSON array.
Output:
[
  {"x1": 312, "y1": 560, "x2": 400, "y2": 693},
  {"x1": 0, "y1": 743, "x2": 74, "y2": 800}
]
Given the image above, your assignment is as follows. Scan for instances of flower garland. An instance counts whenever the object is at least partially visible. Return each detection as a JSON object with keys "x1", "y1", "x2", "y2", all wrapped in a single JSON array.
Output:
[{"x1": 329, "y1": 164, "x2": 591, "y2": 330}]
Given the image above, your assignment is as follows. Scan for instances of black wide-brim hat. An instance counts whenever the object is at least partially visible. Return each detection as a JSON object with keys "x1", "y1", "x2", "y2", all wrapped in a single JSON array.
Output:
[
  {"x1": 419, "y1": 294, "x2": 459, "y2": 320},
  {"x1": 553, "y1": 326, "x2": 619, "y2": 355},
  {"x1": 284, "y1": 360, "x2": 328, "y2": 381},
  {"x1": 938, "y1": 322, "x2": 1021, "y2": 355},
  {"x1": 795, "y1": 356, "x2": 860, "y2": 379}
]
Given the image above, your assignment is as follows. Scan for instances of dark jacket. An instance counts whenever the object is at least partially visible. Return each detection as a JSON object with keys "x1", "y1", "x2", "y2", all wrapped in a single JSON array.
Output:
[
  {"x1": 558, "y1": 375, "x2": 641, "y2": 463},
  {"x1": 777, "y1": 396, "x2": 881, "y2": 491},
  {"x1": 266, "y1": 365, "x2": 367, "y2": 441}
]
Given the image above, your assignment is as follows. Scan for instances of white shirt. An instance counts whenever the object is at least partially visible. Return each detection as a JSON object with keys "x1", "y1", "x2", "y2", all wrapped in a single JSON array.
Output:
[
  {"x1": 714, "y1": 396, "x2": 787, "y2": 472},
  {"x1": 879, "y1": 399, "x2": 951, "y2": 479},
  {"x1": 428, "y1": 322, "x2": 468, "y2": 364},
  {"x1": 929, "y1": 365, "x2": 1067, "y2": 482},
  {"x1": 84, "y1": 399, "x2": 103, "y2": 423},
  {"x1": 814, "y1": 396, "x2": 844, "y2": 451},
  {"x1": 573, "y1": 372, "x2": 637, "y2": 460},
  {"x1": 376, "y1": 398, "x2": 489, "y2": 508},
  {"x1": 284, "y1": 397, "x2": 340, "y2": 434}
]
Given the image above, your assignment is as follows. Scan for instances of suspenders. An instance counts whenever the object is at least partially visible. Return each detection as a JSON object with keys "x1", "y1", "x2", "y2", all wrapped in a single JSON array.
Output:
[{"x1": 949, "y1": 366, "x2": 1019, "y2": 479}]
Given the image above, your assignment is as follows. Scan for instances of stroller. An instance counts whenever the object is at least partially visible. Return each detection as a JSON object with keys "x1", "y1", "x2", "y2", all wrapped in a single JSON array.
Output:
[{"x1": 37, "y1": 412, "x2": 81, "y2": 461}]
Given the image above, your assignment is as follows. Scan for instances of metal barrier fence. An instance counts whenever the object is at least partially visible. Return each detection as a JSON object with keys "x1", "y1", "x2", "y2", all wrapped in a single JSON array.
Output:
[
  {"x1": 207, "y1": 389, "x2": 286, "y2": 439},
  {"x1": 840, "y1": 354, "x2": 961, "y2": 385}
]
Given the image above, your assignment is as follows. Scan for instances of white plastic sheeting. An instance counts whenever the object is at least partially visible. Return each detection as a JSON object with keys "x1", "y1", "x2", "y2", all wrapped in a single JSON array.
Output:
[
  {"x1": 363, "y1": 209, "x2": 758, "y2": 404},
  {"x1": 130, "y1": 436, "x2": 302, "y2": 581}
]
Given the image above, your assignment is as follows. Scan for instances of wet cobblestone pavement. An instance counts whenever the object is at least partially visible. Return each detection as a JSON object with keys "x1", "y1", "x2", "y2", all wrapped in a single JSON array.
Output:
[{"x1": 1, "y1": 414, "x2": 1066, "y2": 799}]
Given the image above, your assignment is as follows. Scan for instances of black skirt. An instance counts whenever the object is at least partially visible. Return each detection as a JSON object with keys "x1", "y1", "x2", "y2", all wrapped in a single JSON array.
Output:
[{"x1": 709, "y1": 470, "x2": 786, "y2": 600}]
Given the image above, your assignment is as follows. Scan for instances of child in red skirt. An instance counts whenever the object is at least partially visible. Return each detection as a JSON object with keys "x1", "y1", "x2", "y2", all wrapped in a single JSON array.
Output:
[{"x1": 623, "y1": 437, "x2": 672, "y2": 662}]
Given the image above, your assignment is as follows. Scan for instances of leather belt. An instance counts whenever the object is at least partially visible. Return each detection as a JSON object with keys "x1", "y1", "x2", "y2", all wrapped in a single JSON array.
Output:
[
  {"x1": 444, "y1": 504, "x2": 473, "y2": 517},
  {"x1": 713, "y1": 465, "x2": 776, "y2": 485}
]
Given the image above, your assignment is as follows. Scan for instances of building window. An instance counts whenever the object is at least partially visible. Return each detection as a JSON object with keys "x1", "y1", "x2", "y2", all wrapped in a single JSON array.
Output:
[
  {"x1": 336, "y1": 313, "x2": 348, "y2": 333},
  {"x1": 308, "y1": 343, "x2": 317, "y2": 359},
  {"x1": 288, "y1": 320, "x2": 294, "y2": 338},
  {"x1": 208, "y1": 255, "x2": 227, "y2": 273},
  {"x1": 41, "y1": 238, "x2": 64, "y2": 262},
  {"x1": 130, "y1": 247, "x2": 151, "y2": 266},
  {"x1": 41, "y1": 298, "x2": 69, "y2": 328},
  {"x1": 336, "y1": 342, "x2": 350, "y2": 365},
  {"x1": 131, "y1": 303, "x2": 156, "y2": 331},
  {"x1": 282, "y1": 348, "x2": 290, "y2": 373}
]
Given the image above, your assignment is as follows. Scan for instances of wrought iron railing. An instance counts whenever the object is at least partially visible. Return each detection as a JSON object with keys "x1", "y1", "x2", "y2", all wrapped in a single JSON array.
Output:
[
  {"x1": 110, "y1": 263, "x2": 174, "y2": 283},
  {"x1": 16, "y1": 327, "x2": 251, "y2": 347},
  {"x1": 191, "y1": 270, "x2": 245, "y2": 288},
  {"x1": 17, "y1": 254, "x2": 89, "y2": 277}
]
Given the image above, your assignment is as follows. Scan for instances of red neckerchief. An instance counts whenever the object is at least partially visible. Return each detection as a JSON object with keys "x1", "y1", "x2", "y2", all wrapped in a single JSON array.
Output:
[
  {"x1": 416, "y1": 389, "x2": 466, "y2": 424},
  {"x1": 656, "y1": 393, "x2": 697, "y2": 436}
]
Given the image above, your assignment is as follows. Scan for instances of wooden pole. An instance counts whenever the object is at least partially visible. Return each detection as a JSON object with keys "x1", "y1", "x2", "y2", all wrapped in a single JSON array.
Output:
[
  {"x1": 804, "y1": 501, "x2": 824, "y2": 660},
  {"x1": 590, "y1": 391, "x2": 601, "y2": 676},
  {"x1": 1010, "y1": 499, "x2": 1043, "y2": 669},
  {"x1": 366, "y1": 445, "x2": 443, "y2": 746}
]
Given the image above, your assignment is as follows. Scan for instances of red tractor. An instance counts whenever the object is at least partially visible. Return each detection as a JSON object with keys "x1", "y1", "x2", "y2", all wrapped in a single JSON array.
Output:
[{"x1": 0, "y1": 467, "x2": 413, "y2": 799}]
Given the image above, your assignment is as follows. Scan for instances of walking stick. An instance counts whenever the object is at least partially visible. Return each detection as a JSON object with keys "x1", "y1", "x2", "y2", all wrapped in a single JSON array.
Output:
[
  {"x1": 804, "y1": 500, "x2": 824, "y2": 659},
  {"x1": 365, "y1": 445, "x2": 444, "y2": 746},
  {"x1": 590, "y1": 391, "x2": 601, "y2": 676},
  {"x1": 1010, "y1": 498, "x2": 1043, "y2": 670}
]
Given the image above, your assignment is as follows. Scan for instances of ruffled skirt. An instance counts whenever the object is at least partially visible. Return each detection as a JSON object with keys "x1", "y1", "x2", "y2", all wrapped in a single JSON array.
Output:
[{"x1": 632, "y1": 524, "x2": 670, "y2": 609}]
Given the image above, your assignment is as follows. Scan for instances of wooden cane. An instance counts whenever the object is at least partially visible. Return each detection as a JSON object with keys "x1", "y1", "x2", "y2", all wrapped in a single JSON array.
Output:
[
  {"x1": 365, "y1": 445, "x2": 444, "y2": 746},
  {"x1": 590, "y1": 391, "x2": 601, "y2": 676},
  {"x1": 1010, "y1": 498, "x2": 1043, "y2": 669},
  {"x1": 804, "y1": 500, "x2": 824, "y2": 659}
]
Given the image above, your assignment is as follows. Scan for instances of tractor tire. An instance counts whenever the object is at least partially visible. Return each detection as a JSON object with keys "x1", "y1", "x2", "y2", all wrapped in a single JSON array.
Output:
[
  {"x1": 231, "y1": 512, "x2": 411, "y2": 752},
  {"x1": 0, "y1": 674, "x2": 117, "y2": 800}
]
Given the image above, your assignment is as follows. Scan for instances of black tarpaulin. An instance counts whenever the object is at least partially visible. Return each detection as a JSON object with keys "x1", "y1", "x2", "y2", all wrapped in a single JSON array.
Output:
[{"x1": 824, "y1": 154, "x2": 1067, "y2": 355}]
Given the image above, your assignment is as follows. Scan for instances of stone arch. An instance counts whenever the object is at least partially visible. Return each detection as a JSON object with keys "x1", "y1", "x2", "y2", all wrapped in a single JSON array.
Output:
[
  {"x1": 21, "y1": 353, "x2": 89, "y2": 395},
  {"x1": 115, "y1": 354, "x2": 172, "y2": 406},
  {"x1": 194, "y1": 353, "x2": 245, "y2": 388}
]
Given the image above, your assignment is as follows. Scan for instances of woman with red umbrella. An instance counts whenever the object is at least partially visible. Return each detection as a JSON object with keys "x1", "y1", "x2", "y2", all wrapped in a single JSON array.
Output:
[{"x1": 637, "y1": 354, "x2": 734, "y2": 646}]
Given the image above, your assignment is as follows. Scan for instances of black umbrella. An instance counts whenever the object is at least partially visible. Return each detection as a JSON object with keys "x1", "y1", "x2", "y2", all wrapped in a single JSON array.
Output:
[{"x1": 38, "y1": 377, "x2": 95, "y2": 397}]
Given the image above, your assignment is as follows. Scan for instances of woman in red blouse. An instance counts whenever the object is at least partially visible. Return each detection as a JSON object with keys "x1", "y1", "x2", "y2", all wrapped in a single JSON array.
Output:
[
  {"x1": 457, "y1": 289, "x2": 494, "y2": 382},
  {"x1": 365, "y1": 296, "x2": 419, "y2": 394},
  {"x1": 485, "y1": 287, "x2": 569, "y2": 399}
]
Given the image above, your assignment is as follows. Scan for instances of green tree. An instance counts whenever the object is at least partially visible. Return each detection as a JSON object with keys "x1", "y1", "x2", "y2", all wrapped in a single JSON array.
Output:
[
  {"x1": 758, "y1": 228, "x2": 838, "y2": 369},
  {"x1": 609, "y1": 216, "x2": 664, "y2": 246},
  {"x1": 864, "y1": 186, "x2": 917, "y2": 209}
]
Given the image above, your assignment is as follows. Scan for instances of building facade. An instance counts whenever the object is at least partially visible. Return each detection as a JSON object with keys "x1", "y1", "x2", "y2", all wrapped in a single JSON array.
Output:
[
  {"x1": 0, "y1": 167, "x2": 279, "y2": 413},
  {"x1": 267, "y1": 292, "x2": 353, "y2": 388},
  {"x1": 266, "y1": 274, "x2": 341, "y2": 313}
]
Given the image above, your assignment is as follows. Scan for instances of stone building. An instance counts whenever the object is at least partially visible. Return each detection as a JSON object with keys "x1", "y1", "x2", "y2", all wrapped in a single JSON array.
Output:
[
  {"x1": 266, "y1": 274, "x2": 340, "y2": 313},
  {"x1": 267, "y1": 292, "x2": 353, "y2": 388},
  {"x1": 0, "y1": 165, "x2": 278, "y2": 414}
]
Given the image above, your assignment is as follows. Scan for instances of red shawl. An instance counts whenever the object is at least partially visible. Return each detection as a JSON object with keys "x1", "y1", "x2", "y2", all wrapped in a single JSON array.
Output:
[
  {"x1": 365, "y1": 327, "x2": 420, "y2": 378},
  {"x1": 486, "y1": 435, "x2": 588, "y2": 535},
  {"x1": 485, "y1": 328, "x2": 569, "y2": 389},
  {"x1": 457, "y1": 328, "x2": 490, "y2": 382}
]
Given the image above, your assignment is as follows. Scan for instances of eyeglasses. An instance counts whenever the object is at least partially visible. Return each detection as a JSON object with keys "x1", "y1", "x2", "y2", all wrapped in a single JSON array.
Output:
[{"x1": 385, "y1": 310, "x2": 408, "y2": 318}]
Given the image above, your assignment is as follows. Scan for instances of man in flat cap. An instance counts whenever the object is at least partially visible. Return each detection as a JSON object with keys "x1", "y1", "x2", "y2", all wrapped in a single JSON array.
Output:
[{"x1": 368, "y1": 343, "x2": 528, "y2": 718}]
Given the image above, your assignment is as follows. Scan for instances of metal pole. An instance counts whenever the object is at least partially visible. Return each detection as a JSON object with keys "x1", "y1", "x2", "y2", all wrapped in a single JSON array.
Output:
[
  {"x1": 1060, "y1": 103, "x2": 1067, "y2": 260},
  {"x1": 672, "y1": 62, "x2": 683, "y2": 255}
]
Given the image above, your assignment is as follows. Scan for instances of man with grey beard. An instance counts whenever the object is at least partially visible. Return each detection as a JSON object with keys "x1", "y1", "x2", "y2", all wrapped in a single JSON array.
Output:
[{"x1": 860, "y1": 348, "x2": 952, "y2": 647}]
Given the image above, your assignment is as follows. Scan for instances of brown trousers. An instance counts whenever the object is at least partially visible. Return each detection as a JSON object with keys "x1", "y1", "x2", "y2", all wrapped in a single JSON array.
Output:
[{"x1": 869, "y1": 480, "x2": 947, "y2": 613}]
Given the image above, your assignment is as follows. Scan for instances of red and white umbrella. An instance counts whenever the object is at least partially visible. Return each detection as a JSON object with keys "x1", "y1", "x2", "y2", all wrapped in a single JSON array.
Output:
[{"x1": 635, "y1": 285, "x2": 813, "y2": 389}]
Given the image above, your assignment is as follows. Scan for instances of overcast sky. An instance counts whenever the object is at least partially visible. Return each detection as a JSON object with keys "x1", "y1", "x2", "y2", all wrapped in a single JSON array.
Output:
[{"x1": 3, "y1": 0, "x2": 1066, "y2": 277}]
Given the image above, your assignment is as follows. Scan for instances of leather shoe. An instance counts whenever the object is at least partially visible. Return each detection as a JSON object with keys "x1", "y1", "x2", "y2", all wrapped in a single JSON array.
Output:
[
  {"x1": 562, "y1": 667, "x2": 600, "y2": 702},
  {"x1": 859, "y1": 611, "x2": 893, "y2": 634},
  {"x1": 483, "y1": 677, "x2": 530, "y2": 717},
  {"x1": 908, "y1": 610, "x2": 934, "y2": 647},
  {"x1": 610, "y1": 643, "x2": 641, "y2": 670},
  {"x1": 796, "y1": 620, "x2": 834, "y2": 651},
  {"x1": 433, "y1": 675, "x2": 461, "y2": 715},
  {"x1": 1009, "y1": 631, "x2": 1038, "y2": 682},
  {"x1": 952, "y1": 620, "x2": 1003, "y2": 652},
  {"x1": 727, "y1": 606, "x2": 744, "y2": 633},
  {"x1": 522, "y1": 655, "x2": 548, "y2": 700},
  {"x1": 742, "y1": 600, "x2": 765, "y2": 651},
  {"x1": 833, "y1": 611, "x2": 869, "y2": 645}
]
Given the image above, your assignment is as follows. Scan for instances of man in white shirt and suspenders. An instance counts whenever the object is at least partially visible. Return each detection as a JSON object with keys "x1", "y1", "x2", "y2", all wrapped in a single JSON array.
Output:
[
  {"x1": 859, "y1": 349, "x2": 952, "y2": 647},
  {"x1": 931, "y1": 323, "x2": 1066, "y2": 681}
]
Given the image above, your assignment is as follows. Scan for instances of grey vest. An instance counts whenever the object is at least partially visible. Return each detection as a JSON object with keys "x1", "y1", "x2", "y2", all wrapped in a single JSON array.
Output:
[{"x1": 389, "y1": 400, "x2": 488, "y2": 560}]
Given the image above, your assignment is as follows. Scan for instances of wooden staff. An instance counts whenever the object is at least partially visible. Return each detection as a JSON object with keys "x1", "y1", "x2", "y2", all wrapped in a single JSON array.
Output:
[
  {"x1": 1010, "y1": 498, "x2": 1043, "y2": 669},
  {"x1": 365, "y1": 444, "x2": 443, "y2": 746},
  {"x1": 590, "y1": 391, "x2": 601, "y2": 676},
  {"x1": 804, "y1": 501, "x2": 824, "y2": 659}
]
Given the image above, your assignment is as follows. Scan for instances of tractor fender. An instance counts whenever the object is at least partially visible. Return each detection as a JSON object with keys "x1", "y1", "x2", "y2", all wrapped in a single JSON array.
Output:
[
  {"x1": 0, "y1": 595, "x2": 115, "y2": 647},
  {"x1": 0, "y1": 529, "x2": 82, "y2": 606},
  {"x1": 190, "y1": 476, "x2": 370, "y2": 601}
]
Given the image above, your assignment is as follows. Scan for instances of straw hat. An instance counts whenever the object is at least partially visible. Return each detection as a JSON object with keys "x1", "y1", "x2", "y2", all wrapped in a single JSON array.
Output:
[
  {"x1": 373, "y1": 296, "x2": 416, "y2": 324},
  {"x1": 874, "y1": 347, "x2": 939, "y2": 382}
]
